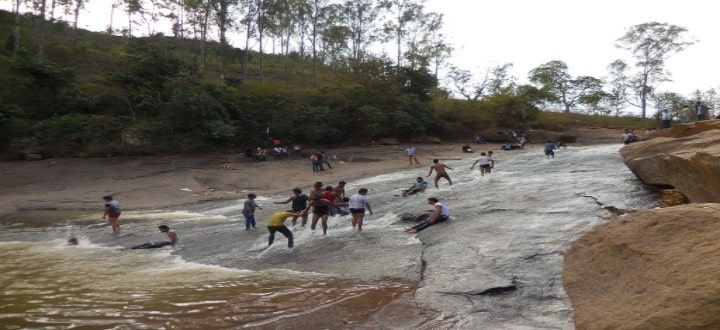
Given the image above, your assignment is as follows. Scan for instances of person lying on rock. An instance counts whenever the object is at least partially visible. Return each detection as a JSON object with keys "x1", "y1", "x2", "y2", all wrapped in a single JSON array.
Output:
[{"x1": 404, "y1": 197, "x2": 451, "y2": 233}]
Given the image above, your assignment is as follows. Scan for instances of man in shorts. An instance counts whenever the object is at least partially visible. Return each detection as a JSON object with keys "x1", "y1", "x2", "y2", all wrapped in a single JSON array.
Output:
[
  {"x1": 427, "y1": 159, "x2": 453, "y2": 188},
  {"x1": 405, "y1": 146, "x2": 421, "y2": 165},
  {"x1": 470, "y1": 152, "x2": 492, "y2": 176},
  {"x1": 544, "y1": 140, "x2": 557, "y2": 159},
  {"x1": 348, "y1": 188, "x2": 373, "y2": 231}
]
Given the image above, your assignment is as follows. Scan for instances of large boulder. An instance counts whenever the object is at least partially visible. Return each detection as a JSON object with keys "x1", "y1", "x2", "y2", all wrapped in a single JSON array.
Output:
[
  {"x1": 620, "y1": 121, "x2": 720, "y2": 203},
  {"x1": 563, "y1": 204, "x2": 720, "y2": 329}
]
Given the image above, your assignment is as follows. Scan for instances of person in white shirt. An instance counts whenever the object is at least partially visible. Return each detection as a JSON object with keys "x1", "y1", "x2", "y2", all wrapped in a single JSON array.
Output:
[
  {"x1": 404, "y1": 198, "x2": 451, "y2": 233},
  {"x1": 470, "y1": 152, "x2": 493, "y2": 176},
  {"x1": 348, "y1": 188, "x2": 373, "y2": 231}
]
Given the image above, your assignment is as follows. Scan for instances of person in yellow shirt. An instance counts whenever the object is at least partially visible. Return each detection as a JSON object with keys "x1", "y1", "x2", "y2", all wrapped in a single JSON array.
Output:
[{"x1": 267, "y1": 210, "x2": 303, "y2": 249}]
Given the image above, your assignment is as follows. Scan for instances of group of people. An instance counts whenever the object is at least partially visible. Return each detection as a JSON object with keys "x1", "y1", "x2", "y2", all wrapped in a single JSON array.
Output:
[
  {"x1": 310, "y1": 151, "x2": 333, "y2": 172},
  {"x1": 255, "y1": 181, "x2": 373, "y2": 249},
  {"x1": 661, "y1": 102, "x2": 716, "y2": 129}
]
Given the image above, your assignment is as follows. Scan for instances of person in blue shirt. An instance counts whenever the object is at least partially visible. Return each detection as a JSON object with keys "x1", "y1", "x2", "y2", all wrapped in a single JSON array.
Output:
[
  {"x1": 544, "y1": 140, "x2": 558, "y2": 159},
  {"x1": 401, "y1": 177, "x2": 429, "y2": 197}
]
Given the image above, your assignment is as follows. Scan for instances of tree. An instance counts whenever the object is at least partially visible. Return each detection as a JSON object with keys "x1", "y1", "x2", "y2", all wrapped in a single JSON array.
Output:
[
  {"x1": 342, "y1": 0, "x2": 379, "y2": 64},
  {"x1": 528, "y1": 60, "x2": 603, "y2": 113},
  {"x1": 615, "y1": 22, "x2": 695, "y2": 118},
  {"x1": 378, "y1": 0, "x2": 424, "y2": 68},
  {"x1": 651, "y1": 92, "x2": 687, "y2": 118},
  {"x1": 604, "y1": 59, "x2": 629, "y2": 116}
]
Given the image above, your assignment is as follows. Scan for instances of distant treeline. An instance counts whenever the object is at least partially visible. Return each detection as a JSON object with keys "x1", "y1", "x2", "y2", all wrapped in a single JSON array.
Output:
[{"x1": 0, "y1": 9, "x2": 654, "y2": 159}]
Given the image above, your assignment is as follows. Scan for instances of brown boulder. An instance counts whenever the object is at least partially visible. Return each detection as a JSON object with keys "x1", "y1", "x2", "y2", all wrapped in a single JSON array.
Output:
[
  {"x1": 563, "y1": 204, "x2": 720, "y2": 329},
  {"x1": 620, "y1": 121, "x2": 720, "y2": 203}
]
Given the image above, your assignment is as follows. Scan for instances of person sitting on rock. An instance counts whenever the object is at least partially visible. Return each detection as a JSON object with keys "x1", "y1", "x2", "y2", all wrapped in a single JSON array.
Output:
[{"x1": 403, "y1": 197, "x2": 451, "y2": 233}]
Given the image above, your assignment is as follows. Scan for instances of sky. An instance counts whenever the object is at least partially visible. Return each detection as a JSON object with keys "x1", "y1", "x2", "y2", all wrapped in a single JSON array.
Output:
[
  {"x1": 423, "y1": 0, "x2": 720, "y2": 97},
  {"x1": 6, "y1": 0, "x2": 719, "y2": 112}
]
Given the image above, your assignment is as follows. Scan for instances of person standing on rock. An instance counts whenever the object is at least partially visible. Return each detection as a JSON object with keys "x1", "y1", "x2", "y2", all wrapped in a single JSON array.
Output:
[
  {"x1": 405, "y1": 145, "x2": 421, "y2": 165},
  {"x1": 661, "y1": 109, "x2": 672, "y2": 128},
  {"x1": 427, "y1": 159, "x2": 453, "y2": 188},
  {"x1": 303, "y1": 196, "x2": 333, "y2": 235},
  {"x1": 242, "y1": 193, "x2": 262, "y2": 230},
  {"x1": 404, "y1": 197, "x2": 451, "y2": 233},
  {"x1": 273, "y1": 188, "x2": 309, "y2": 226},
  {"x1": 348, "y1": 188, "x2": 373, "y2": 231},
  {"x1": 102, "y1": 195, "x2": 121, "y2": 234},
  {"x1": 544, "y1": 140, "x2": 558, "y2": 159},
  {"x1": 267, "y1": 210, "x2": 302, "y2": 249},
  {"x1": 470, "y1": 152, "x2": 493, "y2": 176}
]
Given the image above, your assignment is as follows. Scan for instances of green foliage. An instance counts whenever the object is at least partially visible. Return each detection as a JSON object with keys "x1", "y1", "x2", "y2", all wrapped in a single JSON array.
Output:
[{"x1": 292, "y1": 106, "x2": 348, "y2": 143}]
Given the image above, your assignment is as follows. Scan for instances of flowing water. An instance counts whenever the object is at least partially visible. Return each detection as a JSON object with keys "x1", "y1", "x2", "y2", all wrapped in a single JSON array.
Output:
[{"x1": 0, "y1": 144, "x2": 657, "y2": 329}]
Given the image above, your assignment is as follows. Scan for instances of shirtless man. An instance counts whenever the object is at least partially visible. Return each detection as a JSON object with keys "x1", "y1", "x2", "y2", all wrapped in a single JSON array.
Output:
[
  {"x1": 332, "y1": 181, "x2": 346, "y2": 202},
  {"x1": 303, "y1": 196, "x2": 333, "y2": 235},
  {"x1": 427, "y1": 159, "x2": 453, "y2": 188},
  {"x1": 273, "y1": 188, "x2": 309, "y2": 226}
]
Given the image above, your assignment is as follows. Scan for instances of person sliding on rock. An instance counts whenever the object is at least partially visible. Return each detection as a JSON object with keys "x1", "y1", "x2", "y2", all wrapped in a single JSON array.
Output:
[{"x1": 404, "y1": 197, "x2": 451, "y2": 233}]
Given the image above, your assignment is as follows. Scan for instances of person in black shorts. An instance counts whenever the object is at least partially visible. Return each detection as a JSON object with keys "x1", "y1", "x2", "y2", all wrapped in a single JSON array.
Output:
[
  {"x1": 304, "y1": 196, "x2": 333, "y2": 235},
  {"x1": 273, "y1": 188, "x2": 309, "y2": 226}
]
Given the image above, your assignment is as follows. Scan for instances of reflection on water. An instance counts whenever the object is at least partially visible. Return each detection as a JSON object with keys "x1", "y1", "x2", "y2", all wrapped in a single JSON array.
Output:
[{"x1": 0, "y1": 240, "x2": 414, "y2": 328}]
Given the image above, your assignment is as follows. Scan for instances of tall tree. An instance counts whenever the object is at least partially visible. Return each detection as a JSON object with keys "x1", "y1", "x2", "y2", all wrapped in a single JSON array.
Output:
[
  {"x1": 34, "y1": 0, "x2": 48, "y2": 56},
  {"x1": 342, "y1": 0, "x2": 379, "y2": 64},
  {"x1": 12, "y1": 0, "x2": 25, "y2": 58},
  {"x1": 615, "y1": 22, "x2": 695, "y2": 118},
  {"x1": 604, "y1": 59, "x2": 629, "y2": 116},
  {"x1": 378, "y1": 0, "x2": 424, "y2": 68},
  {"x1": 528, "y1": 60, "x2": 603, "y2": 113}
]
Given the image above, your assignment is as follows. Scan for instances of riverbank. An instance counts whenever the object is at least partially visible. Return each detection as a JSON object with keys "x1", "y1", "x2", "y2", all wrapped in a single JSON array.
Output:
[{"x1": 0, "y1": 127, "x2": 620, "y2": 221}]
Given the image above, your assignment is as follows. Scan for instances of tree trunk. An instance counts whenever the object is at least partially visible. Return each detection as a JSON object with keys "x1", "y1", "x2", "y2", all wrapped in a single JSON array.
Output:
[
  {"x1": 218, "y1": 1, "x2": 228, "y2": 80},
  {"x1": 36, "y1": 0, "x2": 47, "y2": 57},
  {"x1": 72, "y1": 0, "x2": 81, "y2": 46},
  {"x1": 258, "y1": 2, "x2": 264, "y2": 82},
  {"x1": 13, "y1": 0, "x2": 21, "y2": 58},
  {"x1": 199, "y1": 0, "x2": 211, "y2": 72}
]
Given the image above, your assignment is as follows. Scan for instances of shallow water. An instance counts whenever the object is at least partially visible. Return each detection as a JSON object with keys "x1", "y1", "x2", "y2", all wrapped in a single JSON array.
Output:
[{"x1": 0, "y1": 144, "x2": 657, "y2": 328}]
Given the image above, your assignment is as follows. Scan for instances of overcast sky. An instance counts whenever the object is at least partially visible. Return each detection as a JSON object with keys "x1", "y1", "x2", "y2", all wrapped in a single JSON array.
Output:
[{"x1": 424, "y1": 0, "x2": 720, "y2": 98}]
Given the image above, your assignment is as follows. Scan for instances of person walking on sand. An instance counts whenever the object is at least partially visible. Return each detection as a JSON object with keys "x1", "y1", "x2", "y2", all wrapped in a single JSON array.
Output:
[
  {"x1": 102, "y1": 195, "x2": 121, "y2": 234},
  {"x1": 348, "y1": 188, "x2": 373, "y2": 231},
  {"x1": 405, "y1": 145, "x2": 421, "y2": 165},
  {"x1": 242, "y1": 193, "x2": 263, "y2": 230},
  {"x1": 470, "y1": 152, "x2": 492, "y2": 176},
  {"x1": 273, "y1": 188, "x2": 309, "y2": 226},
  {"x1": 427, "y1": 159, "x2": 453, "y2": 188},
  {"x1": 544, "y1": 140, "x2": 557, "y2": 159},
  {"x1": 267, "y1": 210, "x2": 303, "y2": 249},
  {"x1": 404, "y1": 197, "x2": 451, "y2": 233}
]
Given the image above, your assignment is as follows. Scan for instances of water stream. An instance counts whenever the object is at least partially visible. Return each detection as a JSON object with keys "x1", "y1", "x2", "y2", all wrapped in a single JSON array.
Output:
[{"x1": 0, "y1": 144, "x2": 657, "y2": 329}]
